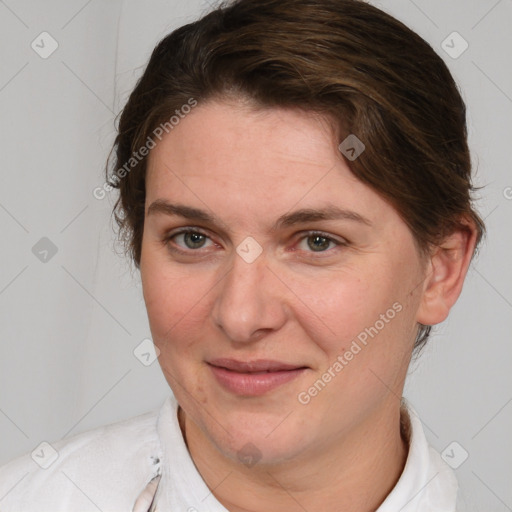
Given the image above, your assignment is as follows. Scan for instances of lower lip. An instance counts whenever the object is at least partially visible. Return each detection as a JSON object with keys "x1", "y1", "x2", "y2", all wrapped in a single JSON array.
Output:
[{"x1": 208, "y1": 364, "x2": 307, "y2": 396}]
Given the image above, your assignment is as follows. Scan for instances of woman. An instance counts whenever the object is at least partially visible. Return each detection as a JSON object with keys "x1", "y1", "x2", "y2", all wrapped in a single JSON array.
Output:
[{"x1": 0, "y1": 0, "x2": 484, "y2": 510}]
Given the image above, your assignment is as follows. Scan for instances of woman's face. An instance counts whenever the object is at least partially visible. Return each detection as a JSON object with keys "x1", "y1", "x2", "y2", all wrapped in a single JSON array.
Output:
[{"x1": 140, "y1": 98, "x2": 428, "y2": 464}]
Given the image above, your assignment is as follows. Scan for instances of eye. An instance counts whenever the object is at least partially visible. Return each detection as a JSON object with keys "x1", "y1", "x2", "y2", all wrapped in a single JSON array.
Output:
[
  {"x1": 164, "y1": 228, "x2": 346, "y2": 258},
  {"x1": 296, "y1": 231, "x2": 345, "y2": 253},
  {"x1": 165, "y1": 229, "x2": 215, "y2": 252}
]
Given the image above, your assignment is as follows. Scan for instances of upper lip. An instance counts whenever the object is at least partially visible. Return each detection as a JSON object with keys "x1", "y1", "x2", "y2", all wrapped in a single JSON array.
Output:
[{"x1": 208, "y1": 358, "x2": 307, "y2": 373}]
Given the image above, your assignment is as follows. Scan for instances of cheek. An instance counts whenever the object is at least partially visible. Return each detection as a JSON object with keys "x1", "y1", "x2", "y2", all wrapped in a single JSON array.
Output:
[
  {"x1": 293, "y1": 267, "x2": 397, "y2": 349},
  {"x1": 293, "y1": 260, "x2": 419, "y2": 380},
  {"x1": 141, "y1": 255, "x2": 209, "y2": 348}
]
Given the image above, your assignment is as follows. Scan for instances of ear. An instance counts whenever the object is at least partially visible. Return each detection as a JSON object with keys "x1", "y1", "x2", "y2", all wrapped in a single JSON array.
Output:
[{"x1": 416, "y1": 220, "x2": 478, "y2": 326}]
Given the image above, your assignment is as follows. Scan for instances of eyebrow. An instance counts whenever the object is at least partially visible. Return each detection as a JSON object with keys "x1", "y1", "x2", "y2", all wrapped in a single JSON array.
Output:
[{"x1": 147, "y1": 199, "x2": 372, "y2": 230}]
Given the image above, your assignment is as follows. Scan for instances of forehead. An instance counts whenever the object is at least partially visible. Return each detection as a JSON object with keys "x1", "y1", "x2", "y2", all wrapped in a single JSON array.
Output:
[
  {"x1": 144, "y1": 99, "x2": 395, "y2": 229},
  {"x1": 148, "y1": 100, "x2": 338, "y2": 176}
]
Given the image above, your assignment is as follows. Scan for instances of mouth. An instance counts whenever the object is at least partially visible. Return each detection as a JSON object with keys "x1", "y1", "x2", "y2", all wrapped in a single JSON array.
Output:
[
  {"x1": 208, "y1": 358, "x2": 308, "y2": 373},
  {"x1": 207, "y1": 359, "x2": 309, "y2": 396}
]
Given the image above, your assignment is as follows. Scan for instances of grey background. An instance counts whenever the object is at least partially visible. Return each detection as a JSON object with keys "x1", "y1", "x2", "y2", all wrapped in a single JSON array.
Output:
[{"x1": 0, "y1": 0, "x2": 510, "y2": 510}]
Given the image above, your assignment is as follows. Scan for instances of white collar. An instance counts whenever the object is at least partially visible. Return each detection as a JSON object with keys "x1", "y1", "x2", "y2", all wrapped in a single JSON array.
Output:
[
  {"x1": 377, "y1": 398, "x2": 458, "y2": 511},
  {"x1": 136, "y1": 394, "x2": 458, "y2": 511}
]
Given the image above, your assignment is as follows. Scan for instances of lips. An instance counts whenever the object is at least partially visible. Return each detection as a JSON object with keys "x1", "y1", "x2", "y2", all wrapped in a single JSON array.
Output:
[
  {"x1": 208, "y1": 358, "x2": 307, "y2": 373},
  {"x1": 208, "y1": 359, "x2": 308, "y2": 396},
  {"x1": 209, "y1": 359, "x2": 308, "y2": 397}
]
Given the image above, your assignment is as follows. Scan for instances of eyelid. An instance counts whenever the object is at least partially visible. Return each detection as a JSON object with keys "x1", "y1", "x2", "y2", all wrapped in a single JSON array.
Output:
[
  {"x1": 167, "y1": 226, "x2": 211, "y2": 238},
  {"x1": 296, "y1": 230, "x2": 347, "y2": 245}
]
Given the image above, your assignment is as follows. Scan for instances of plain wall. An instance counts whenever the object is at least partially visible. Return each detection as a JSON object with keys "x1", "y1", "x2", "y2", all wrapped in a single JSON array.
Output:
[{"x1": 0, "y1": 1, "x2": 510, "y2": 510}]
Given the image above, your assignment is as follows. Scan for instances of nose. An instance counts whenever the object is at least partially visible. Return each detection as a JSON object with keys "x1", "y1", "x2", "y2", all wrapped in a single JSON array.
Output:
[{"x1": 211, "y1": 248, "x2": 288, "y2": 344}]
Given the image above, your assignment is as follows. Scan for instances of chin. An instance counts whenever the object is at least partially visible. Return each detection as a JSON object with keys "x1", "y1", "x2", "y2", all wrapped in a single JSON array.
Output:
[{"x1": 203, "y1": 409, "x2": 314, "y2": 466}]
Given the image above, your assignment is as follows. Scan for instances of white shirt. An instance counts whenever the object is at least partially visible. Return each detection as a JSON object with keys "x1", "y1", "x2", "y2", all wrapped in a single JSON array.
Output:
[{"x1": 0, "y1": 393, "x2": 458, "y2": 511}]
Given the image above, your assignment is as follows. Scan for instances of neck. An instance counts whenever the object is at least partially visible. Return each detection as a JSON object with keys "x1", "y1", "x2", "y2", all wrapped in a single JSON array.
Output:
[{"x1": 178, "y1": 400, "x2": 409, "y2": 512}]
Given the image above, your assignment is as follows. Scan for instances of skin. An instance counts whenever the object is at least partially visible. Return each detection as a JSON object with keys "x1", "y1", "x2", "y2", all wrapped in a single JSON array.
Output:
[{"x1": 140, "y1": 97, "x2": 477, "y2": 512}]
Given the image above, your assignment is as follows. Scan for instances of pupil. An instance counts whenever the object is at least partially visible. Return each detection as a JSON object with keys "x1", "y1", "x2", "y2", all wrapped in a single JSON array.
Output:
[{"x1": 309, "y1": 235, "x2": 329, "y2": 251}]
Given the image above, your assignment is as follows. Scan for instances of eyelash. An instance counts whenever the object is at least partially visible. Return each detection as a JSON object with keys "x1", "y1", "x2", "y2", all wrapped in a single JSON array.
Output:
[{"x1": 163, "y1": 228, "x2": 347, "y2": 257}]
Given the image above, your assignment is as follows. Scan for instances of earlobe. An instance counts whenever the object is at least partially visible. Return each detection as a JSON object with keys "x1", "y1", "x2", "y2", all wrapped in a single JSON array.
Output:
[{"x1": 416, "y1": 222, "x2": 478, "y2": 326}]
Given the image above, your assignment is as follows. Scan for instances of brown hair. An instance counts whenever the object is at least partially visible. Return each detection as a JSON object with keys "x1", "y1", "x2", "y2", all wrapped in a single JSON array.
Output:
[{"x1": 106, "y1": 0, "x2": 485, "y2": 352}]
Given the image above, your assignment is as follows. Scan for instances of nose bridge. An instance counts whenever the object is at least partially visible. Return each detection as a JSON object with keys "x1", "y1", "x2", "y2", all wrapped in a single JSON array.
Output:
[{"x1": 212, "y1": 248, "x2": 285, "y2": 342}]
